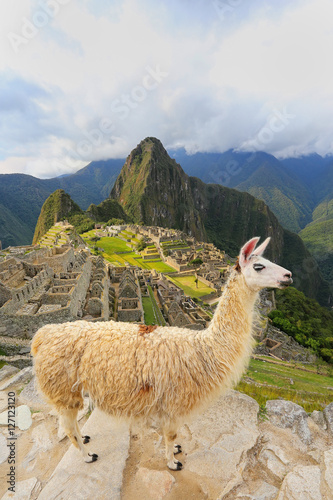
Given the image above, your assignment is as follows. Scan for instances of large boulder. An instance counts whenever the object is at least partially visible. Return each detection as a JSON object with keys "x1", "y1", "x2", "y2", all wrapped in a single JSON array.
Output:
[
  {"x1": 266, "y1": 400, "x2": 311, "y2": 445},
  {"x1": 277, "y1": 465, "x2": 322, "y2": 500}
]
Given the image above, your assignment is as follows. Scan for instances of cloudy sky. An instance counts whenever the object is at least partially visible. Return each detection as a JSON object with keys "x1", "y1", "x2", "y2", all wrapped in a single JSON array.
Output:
[{"x1": 1, "y1": 0, "x2": 333, "y2": 178}]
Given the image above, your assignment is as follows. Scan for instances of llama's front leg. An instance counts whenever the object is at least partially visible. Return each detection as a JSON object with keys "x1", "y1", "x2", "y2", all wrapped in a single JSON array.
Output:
[
  {"x1": 59, "y1": 409, "x2": 98, "y2": 463},
  {"x1": 164, "y1": 428, "x2": 182, "y2": 470}
]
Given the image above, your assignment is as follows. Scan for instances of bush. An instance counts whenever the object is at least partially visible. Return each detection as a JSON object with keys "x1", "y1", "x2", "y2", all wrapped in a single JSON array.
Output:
[{"x1": 136, "y1": 238, "x2": 147, "y2": 252}]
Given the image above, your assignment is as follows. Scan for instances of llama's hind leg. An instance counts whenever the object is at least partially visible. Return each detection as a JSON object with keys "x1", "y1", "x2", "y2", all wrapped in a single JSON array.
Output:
[
  {"x1": 59, "y1": 409, "x2": 98, "y2": 463},
  {"x1": 163, "y1": 427, "x2": 182, "y2": 471},
  {"x1": 74, "y1": 419, "x2": 90, "y2": 444}
]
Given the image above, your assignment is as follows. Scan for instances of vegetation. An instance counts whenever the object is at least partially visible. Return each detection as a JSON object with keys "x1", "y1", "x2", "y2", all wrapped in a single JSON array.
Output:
[
  {"x1": 142, "y1": 286, "x2": 166, "y2": 326},
  {"x1": 86, "y1": 198, "x2": 129, "y2": 223},
  {"x1": 68, "y1": 213, "x2": 95, "y2": 234},
  {"x1": 167, "y1": 275, "x2": 215, "y2": 299},
  {"x1": 269, "y1": 287, "x2": 333, "y2": 362},
  {"x1": 33, "y1": 189, "x2": 83, "y2": 243},
  {"x1": 237, "y1": 357, "x2": 333, "y2": 412},
  {"x1": 189, "y1": 257, "x2": 203, "y2": 266},
  {"x1": 136, "y1": 238, "x2": 147, "y2": 252}
]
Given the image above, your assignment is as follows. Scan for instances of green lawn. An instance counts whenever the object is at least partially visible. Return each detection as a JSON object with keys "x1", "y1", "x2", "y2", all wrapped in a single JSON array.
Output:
[
  {"x1": 237, "y1": 358, "x2": 333, "y2": 412},
  {"x1": 83, "y1": 234, "x2": 177, "y2": 273},
  {"x1": 167, "y1": 275, "x2": 215, "y2": 298},
  {"x1": 136, "y1": 259, "x2": 176, "y2": 273},
  {"x1": 142, "y1": 287, "x2": 166, "y2": 325},
  {"x1": 142, "y1": 296, "x2": 156, "y2": 324}
]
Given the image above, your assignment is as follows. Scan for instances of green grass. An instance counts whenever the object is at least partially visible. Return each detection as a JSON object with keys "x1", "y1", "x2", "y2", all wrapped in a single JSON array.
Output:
[
  {"x1": 135, "y1": 259, "x2": 177, "y2": 273},
  {"x1": 148, "y1": 285, "x2": 166, "y2": 325},
  {"x1": 167, "y1": 275, "x2": 215, "y2": 298},
  {"x1": 237, "y1": 358, "x2": 333, "y2": 412},
  {"x1": 142, "y1": 296, "x2": 156, "y2": 324}
]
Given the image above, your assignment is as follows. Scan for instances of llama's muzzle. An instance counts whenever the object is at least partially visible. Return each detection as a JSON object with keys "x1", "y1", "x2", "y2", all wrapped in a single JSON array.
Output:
[{"x1": 278, "y1": 277, "x2": 293, "y2": 288}]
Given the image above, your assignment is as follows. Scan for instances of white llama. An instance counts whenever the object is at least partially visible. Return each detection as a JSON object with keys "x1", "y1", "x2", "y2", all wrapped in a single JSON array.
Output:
[{"x1": 31, "y1": 237, "x2": 292, "y2": 470}]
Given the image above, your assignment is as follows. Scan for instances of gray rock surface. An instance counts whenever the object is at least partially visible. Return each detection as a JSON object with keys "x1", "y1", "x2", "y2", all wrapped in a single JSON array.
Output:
[
  {"x1": 135, "y1": 468, "x2": 175, "y2": 500},
  {"x1": 277, "y1": 465, "x2": 322, "y2": 500},
  {"x1": 1, "y1": 477, "x2": 41, "y2": 500},
  {"x1": 19, "y1": 377, "x2": 47, "y2": 408},
  {"x1": 0, "y1": 365, "x2": 19, "y2": 383},
  {"x1": 266, "y1": 400, "x2": 311, "y2": 444},
  {"x1": 0, "y1": 367, "x2": 32, "y2": 391},
  {"x1": 178, "y1": 391, "x2": 259, "y2": 498},
  {"x1": 0, "y1": 433, "x2": 9, "y2": 465},
  {"x1": 0, "y1": 392, "x2": 9, "y2": 413},
  {"x1": 37, "y1": 409, "x2": 130, "y2": 500},
  {"x1": 323, "y1": 449, "x2": 333, "y2": 493},
  {"x1": 23, "y1": 422, "x2": 54, "y2": 469},
  {"x1": 311, "y1": 410, "x2": 327, "y2": 430},
  {"x1": 323, "y1": 402, "x2": 333, "y2": 435}
]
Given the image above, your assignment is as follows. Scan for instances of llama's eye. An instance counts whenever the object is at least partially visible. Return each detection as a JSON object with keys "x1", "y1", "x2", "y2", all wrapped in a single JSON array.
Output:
[{"x1": 253, "y1": 263, "x2": 265, "y2": 272}]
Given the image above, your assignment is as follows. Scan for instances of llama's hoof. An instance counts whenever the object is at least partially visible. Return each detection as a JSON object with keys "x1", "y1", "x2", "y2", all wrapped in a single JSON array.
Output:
[
  {"x1": 174, "y1": 444, "x2": 182, "y2": 455},
  {"x1": 167, "y1": 459, "x2": 183, "y2": 471},
  {"x1": 83, "y1": 435, "x2": 90, "y2": 444},
  {"x1": 85, "y1": 453, "x2": 98, "y2": 463}
]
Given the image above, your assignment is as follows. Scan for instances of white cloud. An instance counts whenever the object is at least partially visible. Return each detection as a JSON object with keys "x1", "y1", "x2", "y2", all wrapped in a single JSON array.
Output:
[{"x1": 1, "y1": 0, "x2": 333, "y2": 176}]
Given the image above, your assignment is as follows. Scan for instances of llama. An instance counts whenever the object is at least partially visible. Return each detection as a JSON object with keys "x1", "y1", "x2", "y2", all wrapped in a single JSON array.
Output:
[{"x1": 31, "y1": 237, "x2": 292, "y2": 470}]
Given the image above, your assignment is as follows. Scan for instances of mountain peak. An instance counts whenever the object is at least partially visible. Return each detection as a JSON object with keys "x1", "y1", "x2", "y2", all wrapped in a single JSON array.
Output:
[
  {"x1": 33, "y1": 189, "x2": 82, "y2": 244},
  {"x1": 110, "y1": 138, "x2": 206, "y2": 239}
]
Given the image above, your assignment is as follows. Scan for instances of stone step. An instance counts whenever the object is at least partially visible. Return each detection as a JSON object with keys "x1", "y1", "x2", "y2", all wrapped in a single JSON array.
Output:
[
  {"x1": 0, "y1": 366, "x2": 32, "y2": 390},
  {"x1": 37, "y1": 409, "x2": 130, "y2": 500},
  {"x1": 0, "y1": 355, "x2": 32, "y2": 369}
]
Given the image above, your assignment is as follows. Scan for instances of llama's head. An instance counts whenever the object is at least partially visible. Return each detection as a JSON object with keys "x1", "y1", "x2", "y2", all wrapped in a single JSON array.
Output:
[{"x1": 237, "y1": 237, "x2": 293, "y2": 291}]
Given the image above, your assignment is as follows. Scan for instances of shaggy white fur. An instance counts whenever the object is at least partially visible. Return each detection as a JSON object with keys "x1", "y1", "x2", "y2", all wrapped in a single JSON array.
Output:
[{"x1": 31, "y1": 237, "x2": 292, "y2": 470}]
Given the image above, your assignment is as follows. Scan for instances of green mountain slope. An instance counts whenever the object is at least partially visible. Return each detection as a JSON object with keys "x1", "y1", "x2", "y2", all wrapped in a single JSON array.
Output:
[
  {"x1": 236, "y1": 162, "x2": 313, "y2": 232},
  {"x1": 86, "y1": 198, "x2": 129, "y2": 223},
  {"x1": 299, "y1": 206, "x2": 333, "y2": 296},
  {"x1": 0, "y1": 203, "x2": 33, "y2": 248},
  {"x1": 173, "y1": 150, "x2": 314, "y2": 232},
  {"x1": 111, "y1": 138, "x2": 206, "y2": 241},
  {"x1": 33, "y1": 189, "x2": 83, "y2": 244}
]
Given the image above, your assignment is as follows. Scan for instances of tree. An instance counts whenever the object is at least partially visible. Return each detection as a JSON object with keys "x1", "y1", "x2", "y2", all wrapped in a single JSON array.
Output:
[{"x1": 136, "y1": 238, "x2": 147, "y2": 252}]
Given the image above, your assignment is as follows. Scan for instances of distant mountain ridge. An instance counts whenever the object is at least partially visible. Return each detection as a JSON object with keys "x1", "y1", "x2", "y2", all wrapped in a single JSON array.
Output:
[{"x1": 0, "y1": 159, "x2": 123, "y2": 248}]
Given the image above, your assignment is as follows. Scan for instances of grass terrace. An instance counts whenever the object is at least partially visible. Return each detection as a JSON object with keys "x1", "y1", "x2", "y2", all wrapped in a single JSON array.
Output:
[
  {"x1": 82, "y1": 232, "x2": 177, "y2": 272},
  {"x1": 142, "y1": 286, "x2": 166, "y2": 326},
  {"x1": 237, "y1": 357, "x2": 333, "y2": 413},
  {"x1": 167, "y1": 275, "x2": 215, "y2": 299}
]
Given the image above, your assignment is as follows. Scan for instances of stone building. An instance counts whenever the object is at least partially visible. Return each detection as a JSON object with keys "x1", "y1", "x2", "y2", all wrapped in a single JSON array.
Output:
[
  {"x1": 83, "y1": 255, "x2": 112, "y2": 321},
  {"x1": 117, "y1": 269, "x2": 144, "y2": 323},
  {"x1": 0, "y1": 248, "x2": 92, "y2": 338}
]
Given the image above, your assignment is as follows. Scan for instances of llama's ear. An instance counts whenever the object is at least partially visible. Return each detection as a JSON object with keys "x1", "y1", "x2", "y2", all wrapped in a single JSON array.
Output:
[
  {"x1": 252, "y1": 237, "x2": 271, "y2": 257},
  {"x1": 239, "y1": 237, "x2": 260, "y2": 267}
]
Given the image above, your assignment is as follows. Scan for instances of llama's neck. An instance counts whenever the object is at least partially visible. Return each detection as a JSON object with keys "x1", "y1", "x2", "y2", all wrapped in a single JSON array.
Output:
[
  {"x1": 208, "y1": 271, "x2": 259, "y2": 339},
  {"x1": 202, "y1": 271, "x2": 259, "y2": 388}
]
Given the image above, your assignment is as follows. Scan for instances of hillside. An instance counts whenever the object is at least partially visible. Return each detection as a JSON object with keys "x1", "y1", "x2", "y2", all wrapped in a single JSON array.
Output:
[
  {"x1": 33, "y1": 189, "x2": 83, "y2": 244},
  {"x1": 172, "y1": 149, "x2": 314, "y2": 232},
  {"x1": 110, "y1": 137, "x2": 330, "y2": 305}
]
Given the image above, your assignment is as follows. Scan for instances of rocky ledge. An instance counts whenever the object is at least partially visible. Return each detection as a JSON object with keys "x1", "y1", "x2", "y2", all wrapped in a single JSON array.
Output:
[{"x1": 0, "y1": 362, "x2": 333, "y2": 499}]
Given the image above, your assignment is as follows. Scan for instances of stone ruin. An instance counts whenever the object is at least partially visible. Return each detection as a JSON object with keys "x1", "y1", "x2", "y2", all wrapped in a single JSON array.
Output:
[
  {"x1": 82, "y1": 255, "x2": 114, "y2": 321},
  {"x1": 0, "y1": 247, "x2": 92, "y2": 339},
  {"x1": 116, "y1": 269, "x2": 144, "y2": 323}
]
